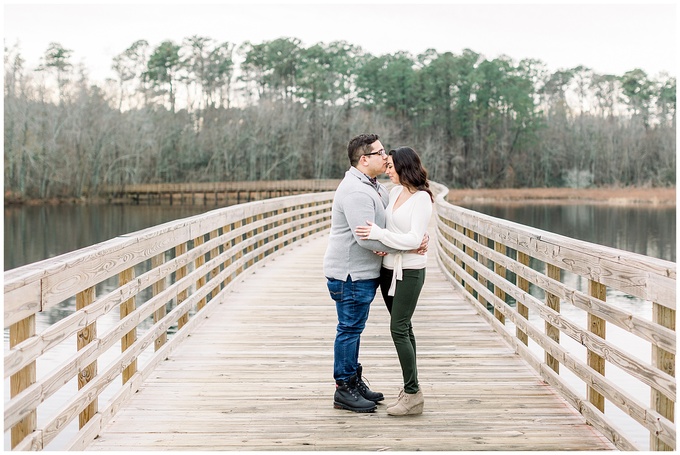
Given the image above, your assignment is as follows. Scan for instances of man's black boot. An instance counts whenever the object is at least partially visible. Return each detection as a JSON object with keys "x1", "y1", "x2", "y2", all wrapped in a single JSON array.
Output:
[
  {"x1": 334, "y1": 376, "x2": 377, "y2": 413},
  {"x1": 355, "y1": 364, "x2": 384, "y2": 403}
]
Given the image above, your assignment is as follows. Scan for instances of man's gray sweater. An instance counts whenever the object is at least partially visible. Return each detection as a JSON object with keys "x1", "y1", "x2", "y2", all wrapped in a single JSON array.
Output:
[{"x1": 323, "y1": 167, "x2": 398, "y2": 281}]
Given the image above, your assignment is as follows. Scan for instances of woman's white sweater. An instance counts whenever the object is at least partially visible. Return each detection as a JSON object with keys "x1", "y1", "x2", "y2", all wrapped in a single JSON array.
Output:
[{"x1": 366, "y1": 185, "x2": 433, "y2": 295}]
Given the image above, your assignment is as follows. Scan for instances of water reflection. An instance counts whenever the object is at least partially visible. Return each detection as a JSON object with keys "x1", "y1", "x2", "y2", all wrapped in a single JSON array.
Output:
[
  {"x1": 4, "y1": 204, "x2": 211, "y2": 270},
  {"x1": 458, "y1": 203, "x2": 675, "y2": 262}
]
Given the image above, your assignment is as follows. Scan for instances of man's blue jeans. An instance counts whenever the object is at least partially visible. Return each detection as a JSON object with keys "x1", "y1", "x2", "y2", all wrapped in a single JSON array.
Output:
[{"x1": 327, "y1": 275, "x2": 380, "y2": 382}]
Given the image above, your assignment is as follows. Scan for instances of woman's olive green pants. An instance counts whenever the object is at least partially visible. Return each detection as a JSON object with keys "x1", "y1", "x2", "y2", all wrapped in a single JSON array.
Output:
[{"x1": 379, "y1": 266, "x2": 426, "y2": 394}]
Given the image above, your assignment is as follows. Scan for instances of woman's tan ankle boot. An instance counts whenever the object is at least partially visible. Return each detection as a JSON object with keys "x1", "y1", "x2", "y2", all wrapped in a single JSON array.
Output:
[
  {"x1": 386, "y1": 390, "x2": 424, "y2": 416},
  {"x1": 386, "y1": 389, "x2": 404, "y2": 409}
]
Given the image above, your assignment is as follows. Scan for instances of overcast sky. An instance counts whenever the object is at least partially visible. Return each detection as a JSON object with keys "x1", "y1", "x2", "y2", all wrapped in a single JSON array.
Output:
[{"x1": 3, "y1": 1, "x2": 678, "y2": 83}]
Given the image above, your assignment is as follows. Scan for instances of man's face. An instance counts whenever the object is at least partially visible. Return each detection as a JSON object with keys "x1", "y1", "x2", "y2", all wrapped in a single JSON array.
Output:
[{"x1": 364, "y1": 140, "x2": 387, "y2": 177}]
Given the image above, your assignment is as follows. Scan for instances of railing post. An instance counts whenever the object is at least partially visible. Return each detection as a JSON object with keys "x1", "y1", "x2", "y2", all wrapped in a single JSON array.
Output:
[
  {"x1": 152, "y1": 253, "x2": 167, "y2": 350},
  {"x1": 651, "y1": 302, "x2": 675, "y2": 451},
  {"x1": 588, "y1": 280, "x2": 606, "y2": 412},
  {"x1": 256, "y1": 213, "x2": 265, "y2": 260},
  {"x1": 476, "y1": 234, "x2": 488, "y2": 309},
  {"x1": 302, "y1": 203, "x2": 311, "y2": 238},
  {"x1": 119, "y1": 268, "x2": 137, "y2": 384},
  {"x1": 464, "y1": 228, "x2": 475, "y2": 295},
  {"x1": 455, "y1": 224, "x2": 465, "y2": 285},
  {"x1": 195, "y1": 234, "x2": 207, "y2": 311},
  {"x1": 245, "y1": 216, "x2": 255, "y2": 268},
  {"x1": 545, "y1": 264, "x2": 561, "y2": 372},
  {"x1": 268, "y1": 213, "x2": 278, "y2": 252},
  {"x1": 516, "y1": 252, "x2": 530, "y2": 345},
  {"x1": 176, "y1": 243, "x2": 189, "y2": 329},
  {"x1": 234, "y1": 220, "x2": 245, "y2": 273},
  {"x1": 10, "y1": 315, "x2": 37, "y2": 448},
  {"x1": 76, "y1": 286, "x2": 97, "y2": 428},
  {"x1": 493, "y1": 241, "x2": 506, "y2": 324},
  {"x1": 221, "y1": 224, "x2": 236, "y2": 287},
  {"x1": 208, "y1": 230, "x2": 219, "y2": 301}
]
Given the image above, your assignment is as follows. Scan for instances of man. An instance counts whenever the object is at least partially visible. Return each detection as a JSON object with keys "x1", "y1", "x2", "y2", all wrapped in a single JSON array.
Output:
[{"x1": 323, "y1": 133, "x2": 427, "y2": 413}]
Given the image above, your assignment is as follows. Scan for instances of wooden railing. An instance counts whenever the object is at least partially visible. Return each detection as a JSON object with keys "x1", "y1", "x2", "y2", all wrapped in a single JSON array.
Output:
[
  {"x1": 4, "y1": 192, "x2": 333, "y2": 450},
  {"x1": 5, "y1": 182, "x2": 676, "y2": 451},
  {"x1": 431, "y1": 182, "x2": 676, "y2": 451}
]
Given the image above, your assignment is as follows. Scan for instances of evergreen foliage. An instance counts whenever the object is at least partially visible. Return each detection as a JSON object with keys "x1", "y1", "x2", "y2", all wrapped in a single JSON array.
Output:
[{"x1": 3, "y1": 37, "x2": 676, "y2": 199}]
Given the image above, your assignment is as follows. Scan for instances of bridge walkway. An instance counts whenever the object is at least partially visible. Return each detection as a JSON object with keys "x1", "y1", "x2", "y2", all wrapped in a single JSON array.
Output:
[{"x1": 85, "y1": 232, "x2": 614, "y2": 451}]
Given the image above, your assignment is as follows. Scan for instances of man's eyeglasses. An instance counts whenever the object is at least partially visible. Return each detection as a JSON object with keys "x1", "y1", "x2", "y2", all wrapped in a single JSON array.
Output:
[{"x1": 363, "y1": 151, "x2": 386, "y2": 157}]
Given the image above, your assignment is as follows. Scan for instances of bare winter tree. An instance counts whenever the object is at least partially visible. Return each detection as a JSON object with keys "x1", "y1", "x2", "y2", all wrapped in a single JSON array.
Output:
[{"x1": 3, "y1": 37, "x2": 676, "y2": 200}]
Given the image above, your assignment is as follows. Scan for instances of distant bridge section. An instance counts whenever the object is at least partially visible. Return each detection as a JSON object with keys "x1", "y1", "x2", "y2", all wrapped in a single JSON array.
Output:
[{"x1": 100, "y1": 179, "x2": 341, "y2": 205}]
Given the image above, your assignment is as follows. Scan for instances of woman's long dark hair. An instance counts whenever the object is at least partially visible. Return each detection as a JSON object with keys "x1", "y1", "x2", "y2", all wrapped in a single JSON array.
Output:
[{"x1": 389, "y1": 147, "x2": 434, "y2": 202}]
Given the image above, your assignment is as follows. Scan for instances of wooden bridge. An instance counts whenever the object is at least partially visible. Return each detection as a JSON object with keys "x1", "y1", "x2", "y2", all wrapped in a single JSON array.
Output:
[
  {"x1": 100, "y1": 179, "x2": 341, "y2": 206},
  {"x1": 4, "y1": 182, "x2": 676, "y2": 451}
]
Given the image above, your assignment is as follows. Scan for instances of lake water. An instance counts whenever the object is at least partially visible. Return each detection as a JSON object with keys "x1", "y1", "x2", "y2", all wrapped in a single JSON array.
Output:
[
  {"x1": 457, "y1": 202, "x2": 675, "y2": 262},
  {"x1": 4, "y1": 201, "x2": 676, "y2": 450},
  {"x1": 7, "y1": 202, "x2": 672, "y2": 271},
  {"x1": 4, "y1": 204, "x2": 212, "y2": 270}
]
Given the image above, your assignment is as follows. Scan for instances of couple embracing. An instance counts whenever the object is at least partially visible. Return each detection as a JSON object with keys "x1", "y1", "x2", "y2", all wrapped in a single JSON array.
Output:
[{"x1": 323, "y1": 133, "x2": 433, "y2": 415}]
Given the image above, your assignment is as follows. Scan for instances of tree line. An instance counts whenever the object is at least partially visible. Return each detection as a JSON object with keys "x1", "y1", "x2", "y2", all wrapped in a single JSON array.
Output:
[{"x1": 3, "y1": 36, "x2": 676, "y2": 200}]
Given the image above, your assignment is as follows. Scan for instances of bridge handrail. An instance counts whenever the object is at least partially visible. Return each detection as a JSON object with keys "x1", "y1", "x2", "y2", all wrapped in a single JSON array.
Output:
[
  {"x1": 4, "y1": 192, "x2": 334, "y2": 450},
  {"x1": 5, "y1": 182, "x2": 675, "y2": 451},
  {"x1": 431, "y1": 182, "x2": 676, "y2": 451},
  {"x1": 100, "y1": 179, "x2": 342, "y2": 195}
]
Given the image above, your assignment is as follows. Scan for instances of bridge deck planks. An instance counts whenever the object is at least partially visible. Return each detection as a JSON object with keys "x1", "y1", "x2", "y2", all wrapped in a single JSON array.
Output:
[{"x1": 86, "y1": 232, "x2": 614, "y2": 451}]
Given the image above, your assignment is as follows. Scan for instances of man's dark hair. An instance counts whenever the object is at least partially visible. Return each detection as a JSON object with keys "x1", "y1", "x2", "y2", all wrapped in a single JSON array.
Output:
[{"x1": 347, "y1": 133, "x2": 380, "y2": 166}]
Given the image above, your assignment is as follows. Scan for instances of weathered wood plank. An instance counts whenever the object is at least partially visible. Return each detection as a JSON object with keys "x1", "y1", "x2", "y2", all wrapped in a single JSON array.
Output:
[
  {"x1": 435, "y1": 198, "x2": 675, "y2": 307},
  {"x1": 438, "y1": 216, "x2": 676, "y2": 356},
  {"x1": 432, "y1": 178, "x2": 676, "y2": 451},
  {"x1": 4, "y1": 193, "x2": 335, "y2": 450},
  {"x1": 86, "y1": 233, "x2": 614, "y2": 451},
  {"x1": 438, "y1": 234, "x2": 675, "y2": 448},
  {"x1": 440, "y1": 217, "x2": 677, "y2": 400}
]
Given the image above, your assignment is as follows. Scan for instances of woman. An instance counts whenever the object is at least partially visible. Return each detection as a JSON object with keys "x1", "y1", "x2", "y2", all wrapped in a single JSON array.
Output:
[{"x1": 355, "y1": 146, "x2": 434, "y2": 416}]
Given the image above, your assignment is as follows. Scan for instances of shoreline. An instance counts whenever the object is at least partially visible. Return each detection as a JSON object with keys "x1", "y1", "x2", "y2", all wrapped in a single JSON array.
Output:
[
  {"x1": 4, "y1": 186, "x2": 677, "y2": 207},
  {"x1": 446, "y1": 187, "x2": 676, "y2": 206}
]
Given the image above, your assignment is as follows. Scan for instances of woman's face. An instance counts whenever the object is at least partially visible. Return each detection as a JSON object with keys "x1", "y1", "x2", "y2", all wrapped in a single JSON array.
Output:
[{"x1": 385, "y1": 156, "x2": 400, "y2": 184}]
